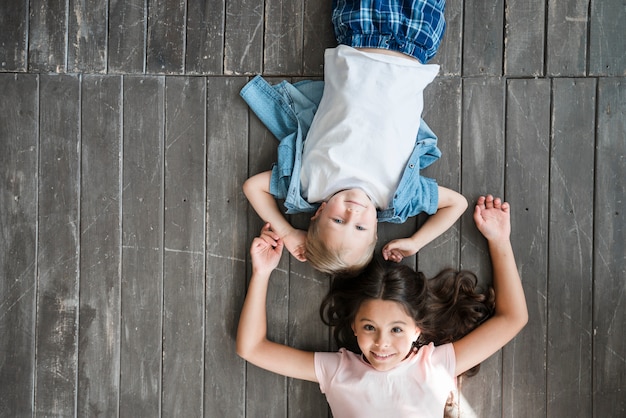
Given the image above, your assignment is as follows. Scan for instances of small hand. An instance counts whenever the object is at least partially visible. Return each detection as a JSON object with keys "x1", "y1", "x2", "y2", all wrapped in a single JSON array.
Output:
[
  {"x1": 281, "y1": 228, "x2": 308, "y2": 262},
  {"x1": 250, "y1": 223, "x2": 284, "y2": 275},
  {"x1": 473, "y1": 195, "x2": 511, "y2": 243},
  {"x1": 382, "y1": 238, "x2": 420, "y2": 263}
]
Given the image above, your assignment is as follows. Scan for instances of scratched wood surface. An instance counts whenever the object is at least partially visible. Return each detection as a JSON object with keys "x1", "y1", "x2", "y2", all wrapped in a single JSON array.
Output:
[{"x1": 0, "y1": 1, "x2": 624, "y2": 417}]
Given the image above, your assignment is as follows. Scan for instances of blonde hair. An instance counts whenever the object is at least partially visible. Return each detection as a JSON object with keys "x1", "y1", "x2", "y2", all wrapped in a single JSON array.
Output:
[{"x1": 305, "y1": 217, "x2": 377, "y2": 276}]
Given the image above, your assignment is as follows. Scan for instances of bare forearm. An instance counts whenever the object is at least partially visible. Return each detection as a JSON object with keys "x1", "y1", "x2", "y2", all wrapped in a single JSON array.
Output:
[
  {"x1": 409, "y1": 187, "x2": 467, "y2": 249},
  {"x1": 488, "y1": 239, "x2": 528, "y2": 328},
  {"x1": 236, "y1": 272, "x2": 270, "y2": 360},
  {"x1": 243, "y1": 171, "x2": 295, "y2": 238}
]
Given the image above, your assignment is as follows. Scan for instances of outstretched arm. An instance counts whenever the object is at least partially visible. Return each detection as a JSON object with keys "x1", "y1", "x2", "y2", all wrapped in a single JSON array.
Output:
[
  {"x1": 452, "y1": 195, "x2": 528, "y2": 376},
  {"x1": 243, "y1": 171, "x2": 307, "y2": 261},
  {"x1": 382, "y1": 186, "x2": 468, "y2": 262},
  {"x1": 236, "y1": 224, "x2": 317, "y2": 382}
]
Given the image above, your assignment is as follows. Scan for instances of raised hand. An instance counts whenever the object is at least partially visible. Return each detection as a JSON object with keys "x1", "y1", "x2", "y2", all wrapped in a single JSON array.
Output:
[
  {"x1": 250, "y1": 223, "x2": 284, "y2": 275},
  {"x1": 473, "y1": 195, "x2": 511, "y2": 243}
]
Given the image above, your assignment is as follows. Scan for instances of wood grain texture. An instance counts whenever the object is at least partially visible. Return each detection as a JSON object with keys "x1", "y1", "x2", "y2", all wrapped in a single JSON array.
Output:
[
  {"x1": 546, "y1": 0, "x2": 589, "y2": 76},
  {"x1": 264, "y1": 0, "x2": 304, "y2": 75},
  {"x1": 146, "y1": 0, "x2": 186, "y2": 74},
  {"x1": 593, "y1": 78, "x2": 626, "y2": 417},
  {"x1": 185, "y1": 0, "x2": 225, "y2": 74},
  {"x1": 77, "y1": 75, "x2": 122, "y2": 417},
  {"x1": 589, "y1": 1, "x2": 626, "y2": 76},
  {"x1": 504, "y1": 0, "x2": 545, "y2": 76},
  {"x1": 204, "y1": 76, "x2": 249, "y2": 417},
  {"x1": 68, "y1": 0, "x2": 108, "y2": 72},
  {"x1": 120, "y1": 76, "x2": 165, "y2": 417},
  {"x1": 108, "y1": 0, "x2": 145, "y2": 73},
  {"x1": 462, "y1": 0, "x2": 504, "y2": 76},
  {"x1": 503, "y1": 78, "x2": 550, "y2": 417},
  {"x1": 244, "y1": 77, "x2": 291, "y2": 418},
  {"x1": 224, "y1": 1, "x2": 264, "y2": 75},
  {"x1": 0, "y1": 74, "x2": 38, "y2": 418},
  {"x1": 459, "y1": 77, "x2": 505, "y2": 418},
  {"x1": 35, "y1": 74, "x2": 80, "y2": 416},
  {"x1": 162, "y1": 76, "x2": 206, "y2": 416},
  {"x1": 0, "y1": 0, "x2": 28, "y2": 71},
  {"x1": 29, "y1": 0, "x2": 67, "y2": 72},
  {"x1": 547, "y1": 78, "x2": 595, "y2": 417},
  {"x1": 302, "y1": 1, "x2": 334, "y2": 76}
]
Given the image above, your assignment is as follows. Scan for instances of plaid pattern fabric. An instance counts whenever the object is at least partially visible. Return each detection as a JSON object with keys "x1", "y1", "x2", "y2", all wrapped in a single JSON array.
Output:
[{"x1": 332, "y1": 0, "x2": 446, "y2": 63}]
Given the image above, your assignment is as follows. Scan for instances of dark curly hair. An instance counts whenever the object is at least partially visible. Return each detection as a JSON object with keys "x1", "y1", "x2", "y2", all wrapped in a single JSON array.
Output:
[{"x1": 319, "y1": 257, "x2": 495, "y2": 376}]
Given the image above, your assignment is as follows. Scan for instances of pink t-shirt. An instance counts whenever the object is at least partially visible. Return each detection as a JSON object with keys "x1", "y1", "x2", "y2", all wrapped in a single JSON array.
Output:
[{"x1": 314, "y1": 343, "x2": 456, "y2": 418}]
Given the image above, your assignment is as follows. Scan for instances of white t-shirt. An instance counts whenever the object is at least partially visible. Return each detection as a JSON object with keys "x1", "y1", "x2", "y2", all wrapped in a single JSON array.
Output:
[
  {"x1": 300, "y1": 45, "x2": 439, "y2": 208},
  {"x1": 314, "y1": 343, "x2": 456, "y2": 418}
]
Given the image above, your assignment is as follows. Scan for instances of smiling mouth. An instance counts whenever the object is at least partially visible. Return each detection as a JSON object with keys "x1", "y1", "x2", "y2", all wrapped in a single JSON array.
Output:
[{"x1": 371, "y1": 351, "x2": 396, "y2": 361}]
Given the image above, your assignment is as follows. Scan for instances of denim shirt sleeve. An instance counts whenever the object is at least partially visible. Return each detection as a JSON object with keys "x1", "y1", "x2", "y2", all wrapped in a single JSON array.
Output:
[
  {"x1": 378, "y1": 119, "x2": 441, "y2": 223},
  {"x1": 240, "y1": 75, "x2": 322, "y2": 214}
]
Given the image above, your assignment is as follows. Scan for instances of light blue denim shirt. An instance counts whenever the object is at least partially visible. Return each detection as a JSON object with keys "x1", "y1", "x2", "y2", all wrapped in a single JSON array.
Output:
[{"x1": 240, "y1": 75, "x2": 441, "y2": 224}]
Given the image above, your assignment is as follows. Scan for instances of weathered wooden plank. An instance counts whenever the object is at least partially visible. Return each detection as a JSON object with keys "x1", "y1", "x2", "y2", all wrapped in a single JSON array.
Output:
[
  {"x1": 68, "y1": 0, "x2": 107, "y2": 73},
  {"x1": 459, "y1": 77, "x2": 505, "y2": 418},
  {"x1": 205, "y1": 76, "x2": 249, "y2": 417},
  {"x1": 0, "y1": 74, "x2": 38, "y2": 417},
  {"x1": 224, "y1": 0, "x2": 264, "y2": 75},
  {"x1": 504, "y1": 0, "x2": 545, "y2": 76},
  {"x1": 120, "y1": 76, "x2": 165, "y2": 417},
  {"x1": 589, "y1": 1, "x2": 626, "y2": 76},
  {"x1": 462, "y1": 1, "x2": 504, "y2": 76},
  {"x1": 0, "y1": 0, "x2": 28, "y2": 71},
  {"x1": 29, "y1": 0, "x2": 67, "y2": 72},
  {"x1": 502, "y1": 78, "x2": 550, "y2": 417},
  {"x1": 77, "y1": 75, "x2": 122, "y2": 417},
  {"x1": 35, "y1": 74, "x2": 80, "y2": 416},
  {"x1": 419, "y1": 77, "x2": 463, "y2": 277},
  {"x1": 146, "y1": 0, "x2": 185, "y2": 74},
  {"x1": 161, "y1": 76, "x2": 206, "y2": 416},
  {"x1": 593, "y1": 78, "x2": 626, "y2": 417},
  {"x1": 432, "y1": 0, "x2": 463, "y2": 75},
  {"x1": 547, "y1": 78, "x2": 595, "y2": 417},
  {"x1": 244, "y1": 77, "x2": 290, "y2": 418},
  {"x1": 546, "y1": 0, "x2": 588, "y2": 76},
  {"x1": 302, "y1": 1, "x2": 334, "y2": 76},
  {"x1": 108, "y1": 0, "x2": 145, "y2": 73},
  {"x1": 264, "y1": 0, "x2": 304, "y2": 75},
  {"x1": 185, "y1": 0, "x2": 225, "y2": 74},
  {"x1": 286, "y1": 228, "x2": 331, "y2": 418}
]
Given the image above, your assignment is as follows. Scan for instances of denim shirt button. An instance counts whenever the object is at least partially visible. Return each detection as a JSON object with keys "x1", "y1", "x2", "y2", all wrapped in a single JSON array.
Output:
[{"x1": 409, "y1": 163, "x2": 415, "y2": 169}]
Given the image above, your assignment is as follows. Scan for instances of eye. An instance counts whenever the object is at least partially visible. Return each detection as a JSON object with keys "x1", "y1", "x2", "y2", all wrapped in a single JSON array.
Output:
[
  {"x1": 355, "y1": 225, "x2": 366, "y2": 231},
  {"x1": 363, "y1": 324, "x2": 375, "y2": 331},
  {"x1": 391, "y1": 327, "x2": 403, "y2": 334},
  {"x1": 332, "y1": 218, "x2": 344, "y2": 224}
]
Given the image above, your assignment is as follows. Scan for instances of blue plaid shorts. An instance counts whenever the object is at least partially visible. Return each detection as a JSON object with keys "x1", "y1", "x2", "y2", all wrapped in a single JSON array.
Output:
[{"x1": 332, "y1": 0, "x2": 446, "y2": 63}]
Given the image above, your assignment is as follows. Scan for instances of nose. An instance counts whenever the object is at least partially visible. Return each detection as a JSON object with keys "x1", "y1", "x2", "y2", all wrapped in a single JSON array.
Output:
[
  {"x1": 346, "y1": 203, "x2": 361, "y2": 213},
  {"x1": 374, "y1": 333, "x2": 388, "y2": 347}
]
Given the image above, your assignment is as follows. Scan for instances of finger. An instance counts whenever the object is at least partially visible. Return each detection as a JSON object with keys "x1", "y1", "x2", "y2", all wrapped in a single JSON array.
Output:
[{"x1": 484, "y1": 194, "x2": 494, "y2": 208}]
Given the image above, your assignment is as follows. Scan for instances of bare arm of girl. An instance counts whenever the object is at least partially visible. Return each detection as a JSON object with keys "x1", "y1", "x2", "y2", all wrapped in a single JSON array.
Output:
[
  {"x1": 382, "y1": 186, "x2": 468, "y2": 262},
  {"x1": 452, "y1": 195, "x2": 528, "y2": 376},
  {"x1": 243, "y1": 171, "x2": 308, "y2": 262},
  {"x1": 236, "y1": 223, "x2": 318, "y2": 382}
]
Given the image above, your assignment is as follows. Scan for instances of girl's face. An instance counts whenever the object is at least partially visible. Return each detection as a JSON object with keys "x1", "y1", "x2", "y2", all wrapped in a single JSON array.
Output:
[{"x1": 352, "y1": 299, "x2": 420, "y2": 371}]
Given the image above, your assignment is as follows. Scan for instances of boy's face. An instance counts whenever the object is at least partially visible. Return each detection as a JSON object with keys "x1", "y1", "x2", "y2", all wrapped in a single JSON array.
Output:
[{"x1": 312, "y1": 188, "x2": 378, "y2": 265}]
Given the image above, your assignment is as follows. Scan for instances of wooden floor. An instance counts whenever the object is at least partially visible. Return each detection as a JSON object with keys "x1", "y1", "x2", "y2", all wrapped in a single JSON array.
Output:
[{"x1": 1, "y1": 1, "x2": 625, "y2": 417}]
